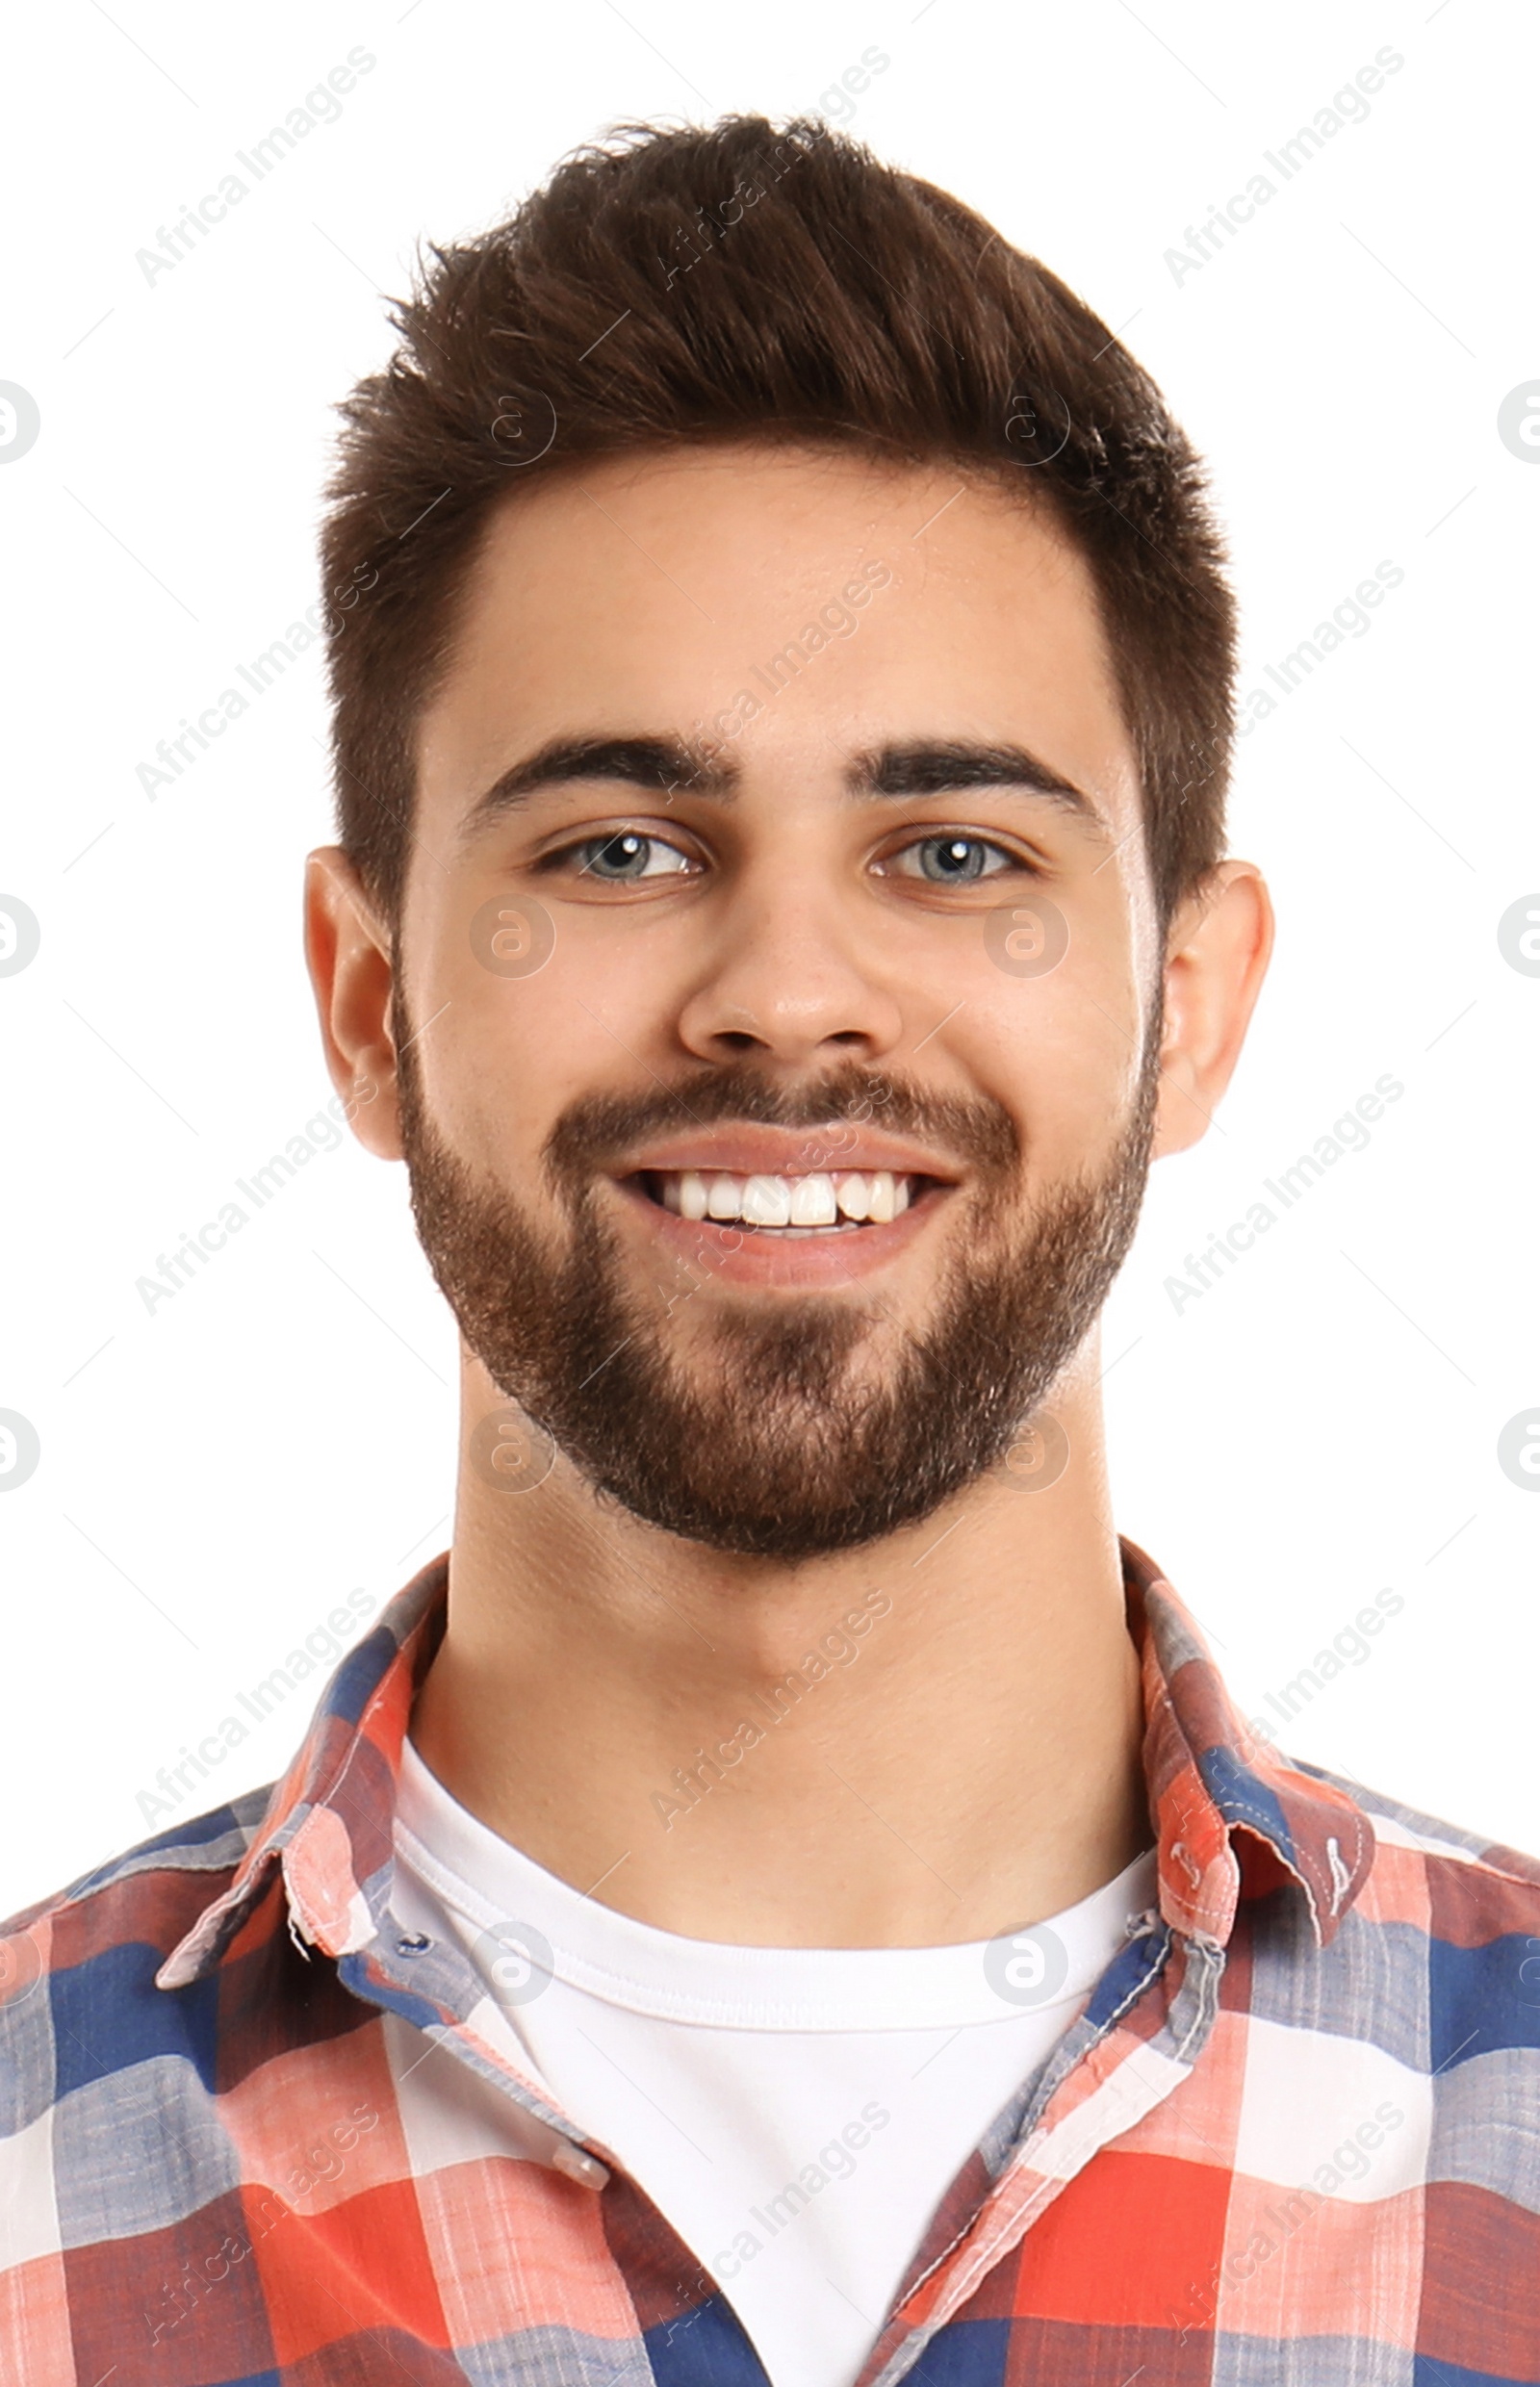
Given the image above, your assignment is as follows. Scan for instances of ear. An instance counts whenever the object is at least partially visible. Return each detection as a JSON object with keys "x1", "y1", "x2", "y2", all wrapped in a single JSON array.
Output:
[
  {"x1": 303, "y1": 846, "x2": 404, "y2": 1161},
  {"x1": 1151, "y1": 860, "x2": 1274, "y2": 1160}
]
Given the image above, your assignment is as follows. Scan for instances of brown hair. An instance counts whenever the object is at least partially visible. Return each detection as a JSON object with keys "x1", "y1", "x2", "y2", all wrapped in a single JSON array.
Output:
[{"x1": 321, "y1": 114, "x2": 1235, "y2": 933}]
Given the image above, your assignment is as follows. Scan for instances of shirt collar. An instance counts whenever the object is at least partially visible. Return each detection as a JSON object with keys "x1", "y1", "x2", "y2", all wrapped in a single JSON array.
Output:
[
  {"x1": 159, "y1": 1536, "x2": 1373, "y2": 1989},
  {"x1": 1121, "y1": 1536, "x2": 1373, "y2": 1947}
]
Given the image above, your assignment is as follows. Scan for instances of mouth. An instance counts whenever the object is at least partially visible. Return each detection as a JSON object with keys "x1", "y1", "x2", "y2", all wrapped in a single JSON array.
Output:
[
  {"x1": 607, "y1": 1124, "x2": 961, "y2": 1286},
  {"x1": 629, "y1": 1167, "x2": 941, "y2": 1235}
]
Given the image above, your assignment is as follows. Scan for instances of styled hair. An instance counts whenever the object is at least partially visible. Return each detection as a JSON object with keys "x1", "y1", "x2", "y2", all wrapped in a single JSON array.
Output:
[{"x1": 321, "y1": 114, "x2": 1235, "y2": 933}]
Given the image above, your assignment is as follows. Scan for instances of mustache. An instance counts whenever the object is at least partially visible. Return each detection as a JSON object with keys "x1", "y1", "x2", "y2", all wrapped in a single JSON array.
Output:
[{"x1": 542, "y1": 1059, "x2": 1020, "y2": 1193}]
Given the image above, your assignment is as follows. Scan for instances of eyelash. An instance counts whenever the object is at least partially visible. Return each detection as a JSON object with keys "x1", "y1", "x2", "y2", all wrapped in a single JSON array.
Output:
[{"x1": 537, "y1": 826, "x2": 1039, "y2": 886}]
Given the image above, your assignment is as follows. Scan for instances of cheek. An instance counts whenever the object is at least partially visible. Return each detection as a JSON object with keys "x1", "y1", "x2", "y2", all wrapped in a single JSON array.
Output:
[
  {"x1": 969, "y1": 1007, "x2": 1145, "y2": 1202},
  {"x1": 418, "y1": 942, "x2": 598, "y2": 1168},
  {"x1": 984, "y1": 1055, "x2": 1133, "y2": 1195},
  {"x1": 964, "y1": 944, "x2": 1149, "y2": 1171}
]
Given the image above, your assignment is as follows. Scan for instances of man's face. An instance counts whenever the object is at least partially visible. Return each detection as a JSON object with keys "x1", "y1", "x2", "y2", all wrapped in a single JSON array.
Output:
[{"x1": 394, "y1": 445, "x2": 1166, "y2": 1559}]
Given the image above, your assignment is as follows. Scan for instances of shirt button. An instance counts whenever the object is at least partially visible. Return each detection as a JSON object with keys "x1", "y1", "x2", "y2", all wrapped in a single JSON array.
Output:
[{"x1": 552, "y1": 2141, "x2": 609, "y2": 2190}]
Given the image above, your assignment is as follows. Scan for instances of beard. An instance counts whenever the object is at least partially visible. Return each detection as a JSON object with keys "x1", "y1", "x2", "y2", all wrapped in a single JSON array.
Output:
[{"x1": 394, "y1": 1001, "x2": 1162, "y2": 1563}]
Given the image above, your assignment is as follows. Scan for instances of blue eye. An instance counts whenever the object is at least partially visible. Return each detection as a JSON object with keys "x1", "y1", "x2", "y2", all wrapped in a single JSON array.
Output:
[
  {"x1": 577, "y1": 832, "x2": 692, "y2": 881},
  {"x1": 896, "y1": 835, "x2": 1014, "y2": 884}
]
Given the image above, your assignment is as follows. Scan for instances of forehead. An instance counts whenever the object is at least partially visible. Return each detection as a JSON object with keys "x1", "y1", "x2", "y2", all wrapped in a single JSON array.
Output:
[{"x1": 413, "y1": 442, "x2": 1142, "y2": 844}]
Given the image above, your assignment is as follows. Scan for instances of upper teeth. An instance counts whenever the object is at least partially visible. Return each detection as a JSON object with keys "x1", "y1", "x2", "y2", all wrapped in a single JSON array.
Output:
[{"x1": 656, "y1": 1169, "x2": 911, "y2": 1226}]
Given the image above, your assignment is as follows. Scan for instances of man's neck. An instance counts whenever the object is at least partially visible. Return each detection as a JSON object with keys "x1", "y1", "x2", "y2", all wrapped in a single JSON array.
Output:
[{"x1": 410, "y1": 1347, "x2": 1150, "y2": 1949}]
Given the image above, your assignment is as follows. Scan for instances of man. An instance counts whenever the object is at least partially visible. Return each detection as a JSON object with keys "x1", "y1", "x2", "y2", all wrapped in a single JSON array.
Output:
[{"x1": 3, "y1": 112, "x2": 1537, "y2": 2387}]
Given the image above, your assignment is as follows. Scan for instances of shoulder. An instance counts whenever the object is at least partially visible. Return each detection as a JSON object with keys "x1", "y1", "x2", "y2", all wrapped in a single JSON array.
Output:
[
  {"x1": 0, "y1": 1784, "x2": 278, "y2": 2051},
  {"x1": 1274, "y1": 1759, "x2": 1540, "y2": 2108},
  {"x1": 1296, "y1": 1756, "x2": 1540, "y2": 1905},
  {"x1": 3, "y1": 1782, "x2": 278, "y2": 1937}
]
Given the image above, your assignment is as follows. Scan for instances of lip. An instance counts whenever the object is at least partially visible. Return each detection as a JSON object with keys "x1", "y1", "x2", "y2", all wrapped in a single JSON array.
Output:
[
  {"x1": 615, "y1": 1123, "x2": 962, "y2": 1181},
  {"x1": 611, "y1": 1174, "x2": 950, "y2": 1289}
]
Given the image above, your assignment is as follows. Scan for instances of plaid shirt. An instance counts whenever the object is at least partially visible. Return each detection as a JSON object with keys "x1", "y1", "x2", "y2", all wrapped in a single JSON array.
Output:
[{"x1": 4, "y1": 1538, "x2": 1540, "y2": 2386}]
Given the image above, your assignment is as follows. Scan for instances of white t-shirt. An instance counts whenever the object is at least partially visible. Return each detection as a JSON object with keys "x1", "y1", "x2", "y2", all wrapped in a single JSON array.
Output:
[{"x1": 391, "y1": 1738, "x2": 1156, "y2": 2387}]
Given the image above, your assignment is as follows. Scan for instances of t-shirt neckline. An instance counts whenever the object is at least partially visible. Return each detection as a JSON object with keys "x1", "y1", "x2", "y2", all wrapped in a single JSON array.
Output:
[{"x1": 395, "y1": 1735, "x2": 1158, "y2": 2034}]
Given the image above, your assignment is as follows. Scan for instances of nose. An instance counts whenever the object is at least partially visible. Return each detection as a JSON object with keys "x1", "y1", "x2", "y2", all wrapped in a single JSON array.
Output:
[{"x1": 675, "y1": 872, "x2": 906, "y2": 1069}]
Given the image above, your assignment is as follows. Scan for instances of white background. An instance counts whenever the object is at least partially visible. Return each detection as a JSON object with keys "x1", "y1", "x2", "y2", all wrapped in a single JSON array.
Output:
[{"x1": 1, "y1": 0, "x2": 1535, "y2": 1921}]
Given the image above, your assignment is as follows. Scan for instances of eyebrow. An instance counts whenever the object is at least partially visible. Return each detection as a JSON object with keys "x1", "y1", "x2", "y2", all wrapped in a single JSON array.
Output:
[
  {"x1": 857, "y1": 741, "x2": 1105, "y2": 830},
  {"x1": 455, "y1": 732, "x2": 1108, "y2": 851}
]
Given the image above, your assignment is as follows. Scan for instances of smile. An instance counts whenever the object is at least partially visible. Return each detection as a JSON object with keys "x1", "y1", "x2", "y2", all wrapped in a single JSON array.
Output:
[
  {"x1": 610, "y1": 1125, "x2": 959, "y2": 1284},
  {"x1": 637, "y1": 1168, "x2": 923, "y2": 1231}
]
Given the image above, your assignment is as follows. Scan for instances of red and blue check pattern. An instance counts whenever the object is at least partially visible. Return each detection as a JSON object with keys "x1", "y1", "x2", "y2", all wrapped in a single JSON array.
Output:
[{"x1": 4, "y1": 1537, "x2": 1540, "y2": 2383}]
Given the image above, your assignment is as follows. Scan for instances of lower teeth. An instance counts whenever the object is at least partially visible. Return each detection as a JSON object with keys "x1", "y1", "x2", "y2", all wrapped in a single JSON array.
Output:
[{"x1": 743, "y1": 1220, "x2": 864, "y2": 1236}]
